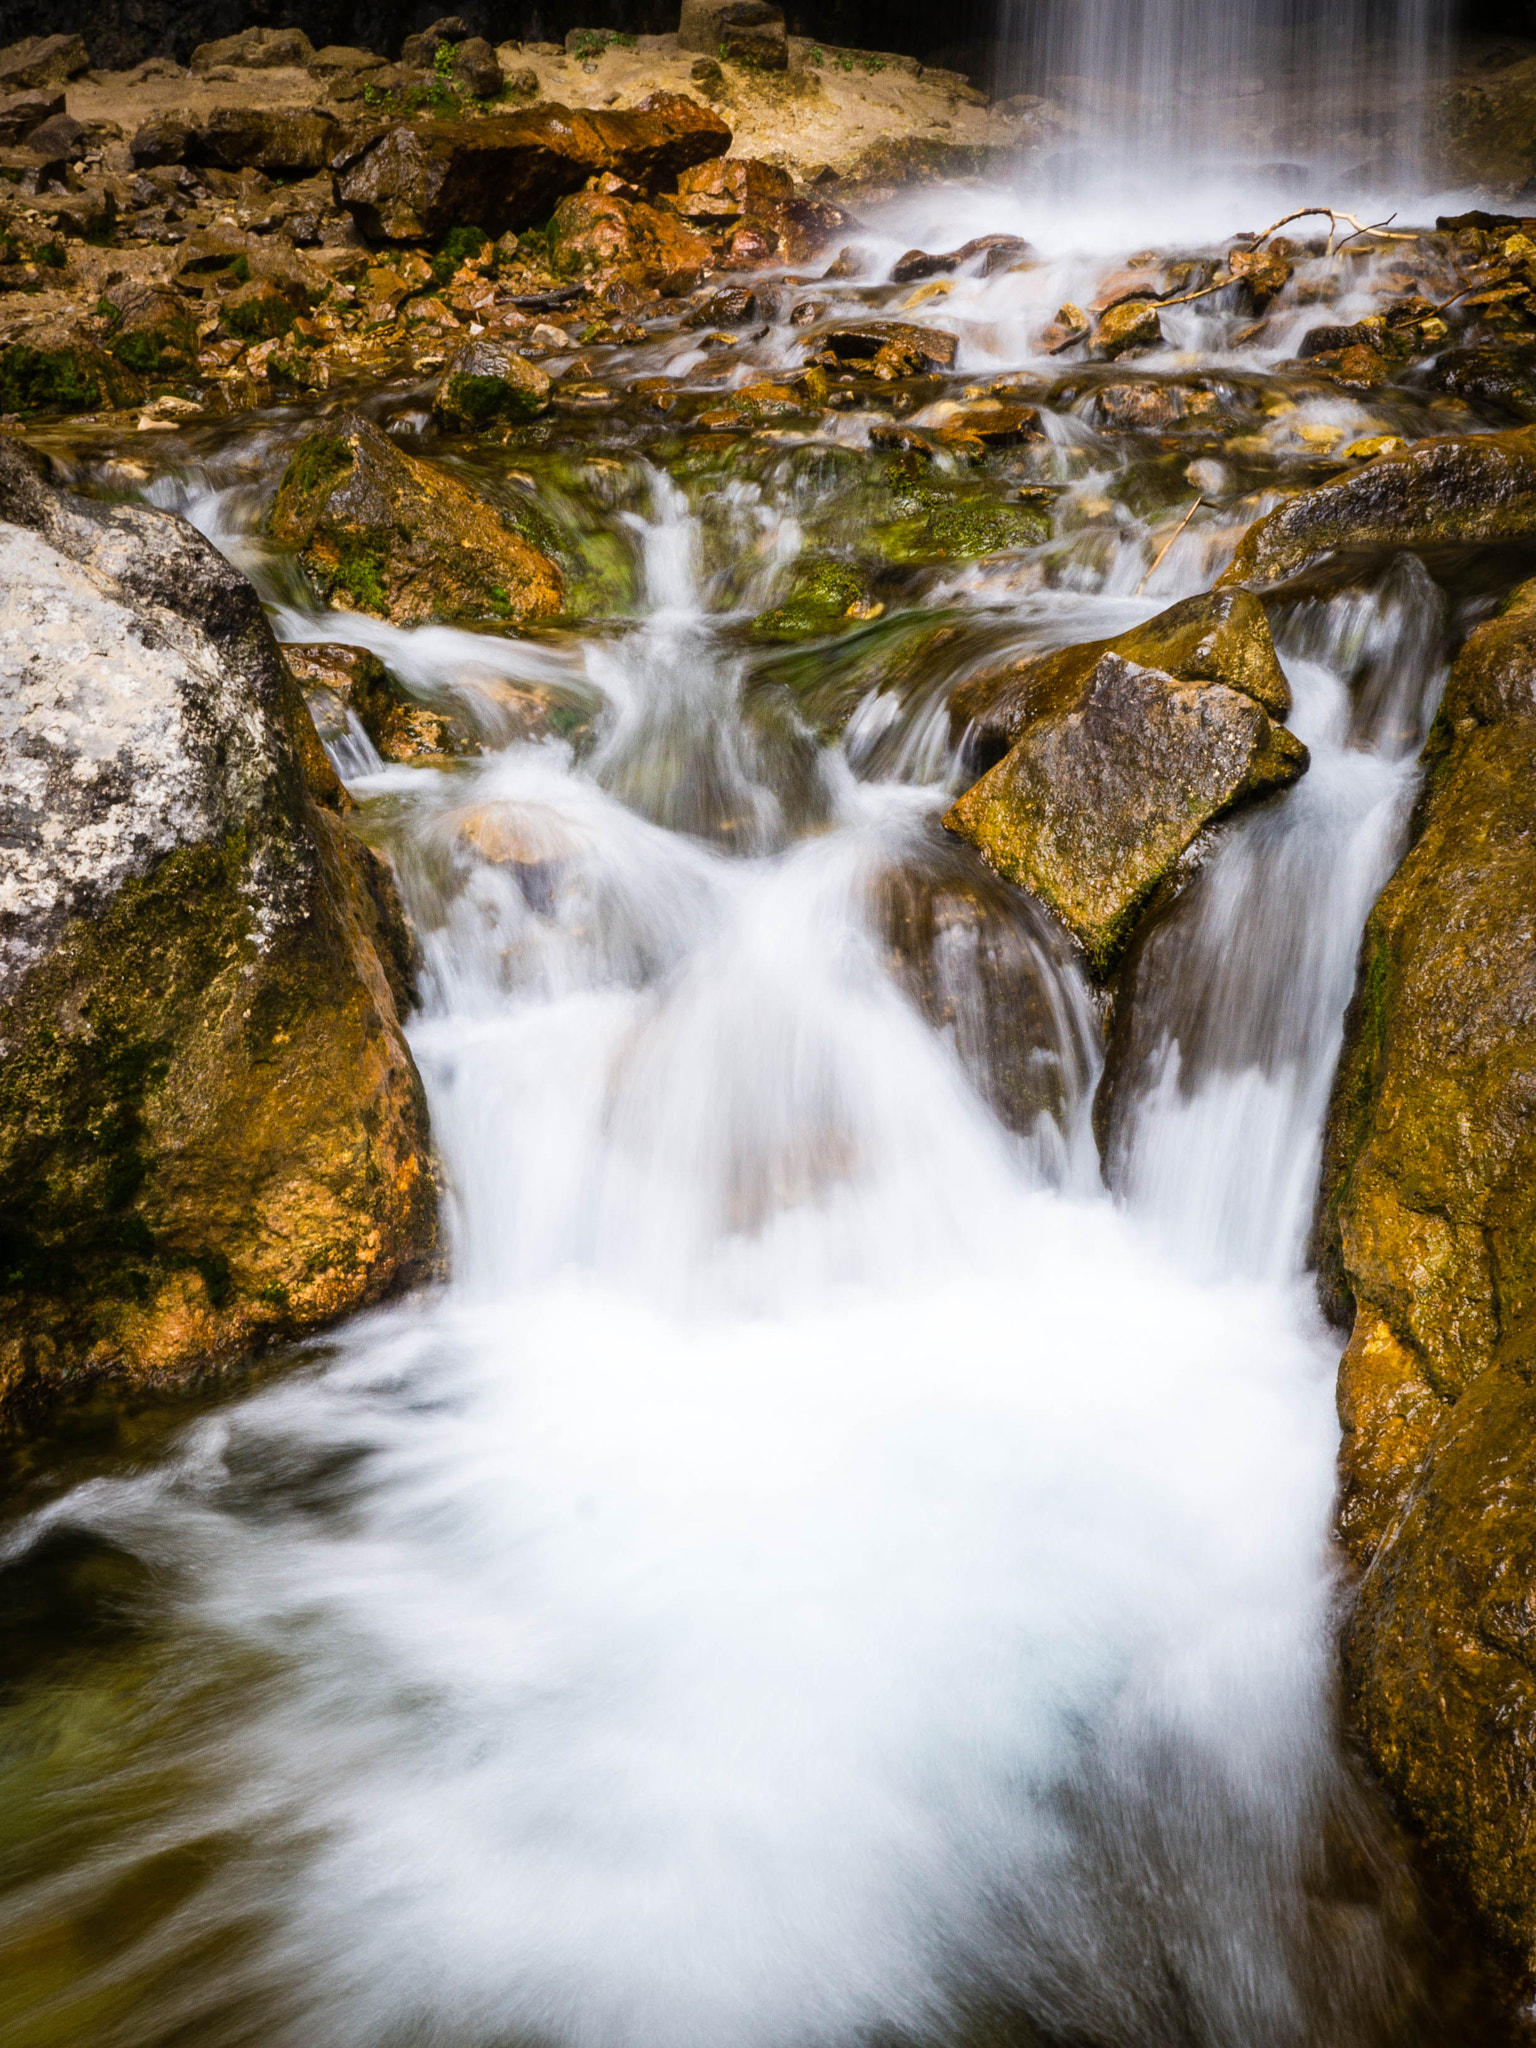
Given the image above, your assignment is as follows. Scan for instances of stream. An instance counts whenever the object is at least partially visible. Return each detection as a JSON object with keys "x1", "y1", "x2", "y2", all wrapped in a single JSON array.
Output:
[{"x1": 0, "y1": 172, "x2": 1511, "y2": 2045}]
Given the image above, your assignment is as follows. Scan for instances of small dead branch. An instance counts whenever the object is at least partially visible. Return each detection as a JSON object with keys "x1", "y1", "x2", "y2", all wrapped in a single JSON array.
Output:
[
  {"x1": 1236, "y1": 206, "x2": 1416, "y2": 257},
  {"x1": 1137, "y1": 497, "x2": 1205, "y2": 594}
]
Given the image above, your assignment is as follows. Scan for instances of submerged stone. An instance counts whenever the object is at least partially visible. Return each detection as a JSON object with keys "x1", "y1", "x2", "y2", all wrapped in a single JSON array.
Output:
[
  {"x1": 943, "y1": 651, "x2": 1306, "y2": 972},
  {"x1": 268, "y1": 412, "x2": 563, "y2": 626}
]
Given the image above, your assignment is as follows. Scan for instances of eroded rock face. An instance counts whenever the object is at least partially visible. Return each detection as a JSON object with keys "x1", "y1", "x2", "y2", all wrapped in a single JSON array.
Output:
[
  {"x1": 0, "y1": 446, "x2": 435, "y2": 1422},
  {"x1": 1316, "y1": 580, "x2": 1536, "y2": 1970},
  {"x1": 950, "y1": 588, "x2": 1291, "y2": 775},
  {"x1": 268, "y1": 412, "x2": 563, "y2": 625},
  {"x1": 333, "y1": 96, "x2": 732, "y2": 242},
  {"x1": 1223, "y1": 426, "x2": 1536, "y2": 586},
  {"x1": 943, "y1": 651, "x2": 1306, "y2": 972}
]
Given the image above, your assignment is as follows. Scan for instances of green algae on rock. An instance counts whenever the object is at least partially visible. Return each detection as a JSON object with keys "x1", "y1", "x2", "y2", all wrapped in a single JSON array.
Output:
[
  {"x1": 434, "y1": 339, "x2": 552, "y2": 430},
  {"x1": 0, "y1": 448, "x2": 436, "y2": 1425},
  {"x1": 1222, "y1": 426, "x2": 1536, "y2": 587},
  {"x1": 749, "y1": 556, "x2": 876, "y2": 639},
  {"x1": 1316, "y1": 573, "x2": 1536, "y2": 1980},
  {"x1": 0, "y1": 334, "x2": 143, "y2": 417},
  {"x1": 944, "y1": 652, "x2": 1307, "y2": 972},
  {"x1": 269, "y1": 412, "x2": 563, "y2": 626}
]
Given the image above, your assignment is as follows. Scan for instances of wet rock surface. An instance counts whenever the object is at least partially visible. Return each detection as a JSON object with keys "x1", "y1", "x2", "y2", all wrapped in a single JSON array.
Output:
[
  {"x1": 944, "y1": 651, "x2": 1306, "y2": 972},
  {"x1": 268, "y1": 411, "x2": 563, "y2": 625},
  {"x1": 0, "y1": 444, "x2": 435, "y2": 1420},
  {"x1": 1316, "y1": 575, "x2": 1536, "y2": 1979}
]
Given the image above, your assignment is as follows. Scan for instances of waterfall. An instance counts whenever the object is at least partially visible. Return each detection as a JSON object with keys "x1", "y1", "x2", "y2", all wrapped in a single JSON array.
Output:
[{"x1": 999, "y1": 0, "x2": 1453, "y2": 182}]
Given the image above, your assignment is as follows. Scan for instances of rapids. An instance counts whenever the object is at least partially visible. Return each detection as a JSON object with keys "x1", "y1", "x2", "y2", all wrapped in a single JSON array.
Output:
[{"x1": 0, "y1": 171, "x2": 1501, "y2": 2048}]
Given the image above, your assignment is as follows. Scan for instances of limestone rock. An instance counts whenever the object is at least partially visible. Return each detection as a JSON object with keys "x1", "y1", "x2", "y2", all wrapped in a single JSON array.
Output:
[
  {"x1": 0, "y1": 88, "x2": 63, "y2": 147},
  {"x1": 0, "y1": 35, "x2": 88, "y2": 92},
  {"x1": 192, "y1": 106, "x2": 343, "y2": 176},
  {"x1": 190, "y1": 26, "x2": 316, "y2": 73},
  {"x1": 285, "y1": 642, "x2": 480, "y2": 762},
  {"x1": 950, "y1": 588, "x2": 1291, "y2": 774},
  {"x1": 1093, "y1": 298, "x2": 1163, "y2": 359},
  {"x1": 549, "y1": 190, "x2": 712, "y2": 293},
  {"x1": 1316, "y1": 575, "x2": 1536, "y2": 1972},
  {"x1": 809, "y1": 319, "x2": 958, "y2": 370},
  {"x1": 130, "y1": 112, "x2": 197, "y2": 167},
  {"x1": 1223, "y1": 426, "x2": 1536, "y2": 587},
  {"x1": 677, "y1": 0, "x2": 788, "y2": 69},
  {"x1": 333, "y1": 96, "x2": 732, "y2": 243},
  {"x1": 0, "y1": 444, "x2": 435, "y2": 1423},
  {"x1": 450, "y1": 36, "x2": 503, "y2": 99},
  {"x1": 434, "y1": 338, "x2": 551, "y2": 428},
  {"x1": 268, "y1": 411, "x2": 563, "y2": 626},
  {"x1": 943, "y1": 651, "x2": 1306, "y2": 971},
  {"x1": 0, "y1": 331, "x2": 144, "y2": 417}
]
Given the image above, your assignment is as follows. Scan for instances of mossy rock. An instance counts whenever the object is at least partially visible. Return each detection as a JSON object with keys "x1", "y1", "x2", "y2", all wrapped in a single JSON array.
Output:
[
  {"x1": 268, "y1": 412, "x2": 563, "y2": 626},
  {"x1": 944, "y1": 651, "x2": 1307, "y2": 973},
  {"x1": 433, "y1": 338, "x2": 551, "y2": 430},
  {"x1": 102, "y1": 287, "x2": 200, "y2": 377},
  {"x1": 950, "y1": 588, "x2": 1290, "y2": 773},
  {"x1": 871, "y1": 495, "x2": 1049, "y2": 566},
  {"x1": 749, "y1": 556, "x2": 875, "y2": 639},
  {"x1": 221, "y1": 276, "x2": 308, "y2": 342},
  {"x1": 0, "y1": 337, "x2": 143, "y2": 416}
]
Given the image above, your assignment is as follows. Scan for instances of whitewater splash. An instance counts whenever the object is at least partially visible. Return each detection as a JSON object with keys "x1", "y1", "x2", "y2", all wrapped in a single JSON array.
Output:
[{"x1": 0, "y1": 194, "x2": 1470, "y2": 2046}]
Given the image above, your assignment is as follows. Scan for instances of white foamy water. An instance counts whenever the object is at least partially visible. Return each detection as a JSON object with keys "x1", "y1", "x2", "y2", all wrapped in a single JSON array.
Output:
[{"x1": 1, "y1": 213, "x2": 1458, "y2": 2048}]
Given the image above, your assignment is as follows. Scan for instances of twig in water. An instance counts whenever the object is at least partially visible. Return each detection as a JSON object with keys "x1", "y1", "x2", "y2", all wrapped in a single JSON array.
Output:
[{"x1": 1137, "y1": 497, "x2": 1205, "y2": 594}]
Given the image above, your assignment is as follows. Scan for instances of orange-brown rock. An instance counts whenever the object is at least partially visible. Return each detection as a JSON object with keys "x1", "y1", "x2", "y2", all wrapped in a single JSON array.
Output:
[
  {"x1": 1317, "y1": 574, "x2": 1536, "y2": 1977},
  {"x1": 549, "y1": 190, "x2": 712, "y2": 293},
  {"x1": 332, "y1": 95, "x2": 731, "y2": 242},
  {"x1": 0, "y1": 444, "x2": 436, "y2": 1424}
]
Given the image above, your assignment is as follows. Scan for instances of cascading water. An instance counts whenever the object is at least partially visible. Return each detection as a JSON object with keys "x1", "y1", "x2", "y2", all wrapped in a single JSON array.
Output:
[
  {"x1": 0, "y1": 149, "x2": 1500, "y2": 2048},
  {"x1": 998, "y1": 0, "x2": 1453, "y2": 184}
]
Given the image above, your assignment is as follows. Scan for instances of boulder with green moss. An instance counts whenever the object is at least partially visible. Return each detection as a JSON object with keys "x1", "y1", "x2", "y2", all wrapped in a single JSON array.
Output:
[
  {"x1": 944, "y1": 648, "x2": 1306, "y2": 972},
  {"x1": 749, "y1": 556, "x2": 877, "y2": 639},
  {"x1": 1222, "y1": 425, "x2": 1536, "y2": 587},
  {"x1": 268, "y1": 412, "x2": 564, "y2": 625},
  {"x1": 0, "y1": 443, "x2": 436, "y2": 1425},
  {"x1": 950, "y1": 588, "x2": 1291, "y2": 772},
  {"x1": 101, "y1": 284, "x2": 200, "y2": 376},
  {"x1": 1314, "y1": 575, "x2": 1536, "y2": 1974},
  {"x1": 433, "y1": 338, "x2": 551, "y2": 430},
  {"x1": 0, "y1": 329, "x2": 143, "y2": 415}
]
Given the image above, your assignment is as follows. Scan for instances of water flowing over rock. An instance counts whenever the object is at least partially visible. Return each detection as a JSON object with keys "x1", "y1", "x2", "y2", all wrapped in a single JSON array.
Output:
[
  {"x1": 0, "y1": 445, "x2": 435, "y2": 1422},
  {"x1": 1318, "y1": 576, "x2": 1536, "y2": 1972},
  {"x1": 268, "y1": 412, "x2": 563, "y2": 625},
  {"x1": 944, "y1": 651, "x2": 1307, "y2": 972},
  {"x1": 333, "y1": 96, "x2": 732, "y2": 243}
]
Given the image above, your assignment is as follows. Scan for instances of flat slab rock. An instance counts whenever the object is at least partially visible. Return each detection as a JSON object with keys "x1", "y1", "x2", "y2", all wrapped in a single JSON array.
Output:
[
  {"x1": 943, "y1": 651, "x2": 1307, "y2": 971},
  {"x1": 333, "y1": 94, "x2": 732, "y2": 242}
]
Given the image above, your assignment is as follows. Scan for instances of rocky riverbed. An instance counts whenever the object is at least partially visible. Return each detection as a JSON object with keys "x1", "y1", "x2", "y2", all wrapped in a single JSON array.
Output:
[{"x1": 12, "y1": 10, "x2": 1536, "y2": 2042}]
